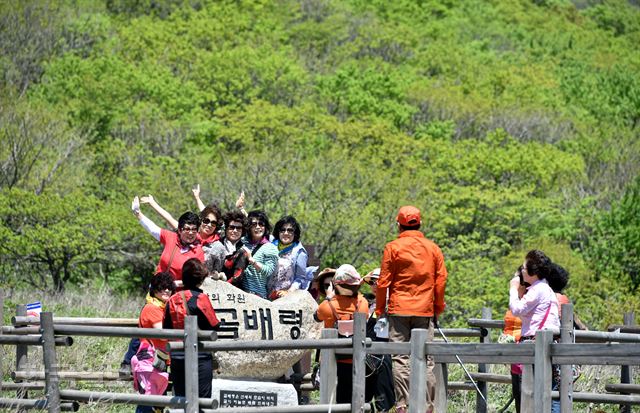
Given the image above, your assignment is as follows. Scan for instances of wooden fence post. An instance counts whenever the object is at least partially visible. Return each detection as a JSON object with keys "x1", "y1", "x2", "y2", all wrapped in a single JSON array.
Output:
[
  {"x1": 620, "y1": 311, "x2": 634, "y2": 413},
  {"x1": 560, "y1": 304, "x2": 574, "y2": 413},
  {"x1": 184, "y1": 315, "x2": 199, "y2": 413},
  {"x1": 351, "y1": 312, "x2": 366, "y2": 413},
  {"x1": 320, "y1": 328, "x2": 338, "y2": 405},
  {"x1": 0, "y1": 291, "x2": 2, "y2": 394},
  {"x1": 40, "y1": 312, "x2": 61, "y2": 413},
  {"x1": 15, "y1": 304, "x2": 28, "y2": 413},
  {"x1": 433, "y1": 361, "x2": 447, "y2": 413},
  {"x1": 476, "y1": 307, "x2": 491, "y2": 413},
  {"x1": 534, "y1": 330, "x2": 553, "y2": 413},
  {"x1": 408, "y1": 328, "x2": 428, "y2": 413}
]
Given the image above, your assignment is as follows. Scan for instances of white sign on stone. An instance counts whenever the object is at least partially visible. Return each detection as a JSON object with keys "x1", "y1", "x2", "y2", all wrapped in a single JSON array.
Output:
[
  {"x1": 211, "y1": 379, "x2": 298, "y2": 407},
  {"x1": 201, "y1": 278, "x2": 321, "y2": 380}
]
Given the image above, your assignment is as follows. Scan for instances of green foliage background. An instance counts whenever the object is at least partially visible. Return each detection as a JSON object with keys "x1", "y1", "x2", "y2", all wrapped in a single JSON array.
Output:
[{"x1": 1, "y1": 0, "x2": 639, "y2": 329}]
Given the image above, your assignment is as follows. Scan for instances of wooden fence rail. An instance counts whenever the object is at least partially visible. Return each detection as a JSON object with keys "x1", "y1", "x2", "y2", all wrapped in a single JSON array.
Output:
[{"x1": 2, "y1": 290, "x2": 638, "y2": 413}]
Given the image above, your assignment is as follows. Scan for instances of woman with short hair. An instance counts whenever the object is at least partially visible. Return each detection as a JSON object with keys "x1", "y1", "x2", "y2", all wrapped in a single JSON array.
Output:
[
  {"x1": 205, "y1": 209, "x2": 248, "y2": 284},
  {"x1": 267, "y1": 215, "x2": 311, "y2": 300},
  {"x1": 509, "y1": 250, "x2": 560, "y2": 413},
  {"x1": 240, "y1": 210, "x2": 278, "y2": 298},
  {"x1": 132, "y1": 196, "x2": 203, "y2": 288},
  {"x1": 138, "y1": 194, "x2": 222, "y2": 251},
  {"x1": 131, "y1": 272, "x2": 176, "y2": 413}
]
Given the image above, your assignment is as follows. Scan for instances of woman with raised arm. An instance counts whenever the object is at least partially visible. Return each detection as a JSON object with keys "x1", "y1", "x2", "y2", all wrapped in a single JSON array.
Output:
[
  {"x1": 132, "y1": 197, "x2": 203, "y2": 288},
  {"x1": 267, "y1": 215, "x2": 311, "y2": 300},
  {"x1": 139, "y1": 194, "x2": 222, "y2": 251},
  {"x1": 241, "y1": 210, "x2": 279, "y2": 298},
  {"x1": 192, "y1": 184, "x2": 248, "y2": 217}
]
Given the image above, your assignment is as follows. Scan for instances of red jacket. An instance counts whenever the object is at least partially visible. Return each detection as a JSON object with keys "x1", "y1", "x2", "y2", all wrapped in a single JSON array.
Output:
[
  {"x1": 376, "y1": 230, "x2": 447, "y2": 317},
  {"x1": 155, "y1": 229, "x2": 205, "y2": 282}
]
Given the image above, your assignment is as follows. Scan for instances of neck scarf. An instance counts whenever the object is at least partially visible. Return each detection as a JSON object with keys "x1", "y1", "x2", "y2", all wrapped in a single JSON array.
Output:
[{"x1": 146, "y1": 292, "x2": 166, "y2": 310}]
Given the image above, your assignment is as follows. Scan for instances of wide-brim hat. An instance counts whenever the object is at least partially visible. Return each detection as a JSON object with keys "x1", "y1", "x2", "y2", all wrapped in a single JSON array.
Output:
[
  {"x1": 314, "y1": 267, "x2": 336, "y2": 295},
  {"x1": 363, "y1": 268, "x2": 381, "y2": 285}
]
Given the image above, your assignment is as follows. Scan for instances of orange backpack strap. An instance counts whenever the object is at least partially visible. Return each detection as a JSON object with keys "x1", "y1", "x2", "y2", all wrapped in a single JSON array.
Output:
[{"x1": 327, "y1": 299, "x2": 340, "y2": 328}]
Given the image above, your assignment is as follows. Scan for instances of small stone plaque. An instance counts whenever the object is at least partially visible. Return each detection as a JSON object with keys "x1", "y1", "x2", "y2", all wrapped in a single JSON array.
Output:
[{"x1": 220, "y1": 390, "x2": 278, "y2": 407}]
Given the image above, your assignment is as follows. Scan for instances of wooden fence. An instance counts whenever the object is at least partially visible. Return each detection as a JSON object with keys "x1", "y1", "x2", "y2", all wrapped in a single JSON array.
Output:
[{"x1": 1, "y1": 291, "x2": 639, "y2": 413}]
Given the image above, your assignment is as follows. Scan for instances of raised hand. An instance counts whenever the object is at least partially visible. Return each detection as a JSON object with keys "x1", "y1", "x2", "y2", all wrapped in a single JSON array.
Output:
[
  {"x1": 131, "y1": 196, "x2": 140, "y2": 214},
  {"x1": 235, "y1": 191, "x2": 245, "y2": 209},
  {"x1": 140, "y1": 195, "x2": 155, "y2": 205}
]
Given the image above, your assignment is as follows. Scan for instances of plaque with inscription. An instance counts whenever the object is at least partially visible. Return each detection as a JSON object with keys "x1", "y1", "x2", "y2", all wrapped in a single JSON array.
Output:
[{"x1": 220, "y1": 390, "x2": 278, "y2": 407}]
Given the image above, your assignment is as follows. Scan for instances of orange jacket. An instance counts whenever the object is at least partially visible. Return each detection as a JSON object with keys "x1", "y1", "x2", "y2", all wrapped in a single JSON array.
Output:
[
  {"x1": 376, "y1": 230, "x2": 447, "y2": 317},
  {"x1": 503, "y1": 310, "x2": 522, "y2": 342}
]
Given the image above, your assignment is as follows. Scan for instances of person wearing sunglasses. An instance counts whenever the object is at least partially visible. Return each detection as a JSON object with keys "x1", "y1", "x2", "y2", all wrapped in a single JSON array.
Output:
[
  {"x1": 132, "y1": 196, "x2": 204, "y2": 289},
  {"x1": 310, "y1": 268, "x2": 336, "y2": 302},
  {"x1": 267, "y1": 215, "x2": 313, "y2": 300},
  {"x1": 240, "y1": 210, "x2": 279, "y2": 298},
  {"x1": 205, "y1": 209, "x2": 248, "y2": 284},
  {"x1": 138, "y1": 194, "x2": 222, "y2": 250}
]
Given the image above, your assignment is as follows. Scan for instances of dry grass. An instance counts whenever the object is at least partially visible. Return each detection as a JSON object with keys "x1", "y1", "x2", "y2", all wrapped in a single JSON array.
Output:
[{"x1": 1, "y1": 287, "x2": 638, "y2": 412}]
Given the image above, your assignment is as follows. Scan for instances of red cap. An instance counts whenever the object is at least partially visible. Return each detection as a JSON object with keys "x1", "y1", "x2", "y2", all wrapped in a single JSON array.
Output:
[{"x1": 397, "y1": 206, "x2": 421, "y2": 226}]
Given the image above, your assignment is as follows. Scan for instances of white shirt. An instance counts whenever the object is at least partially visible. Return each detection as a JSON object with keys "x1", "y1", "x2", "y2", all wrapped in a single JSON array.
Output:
[{"x1": 509, "y1": 279, "x2": 560, "y2": 337}]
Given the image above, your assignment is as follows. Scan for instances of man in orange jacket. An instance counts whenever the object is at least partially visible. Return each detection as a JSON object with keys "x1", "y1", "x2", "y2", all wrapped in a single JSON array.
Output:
[{"x1": 375, "y1": 206, "x2": 448, "y2": 413}]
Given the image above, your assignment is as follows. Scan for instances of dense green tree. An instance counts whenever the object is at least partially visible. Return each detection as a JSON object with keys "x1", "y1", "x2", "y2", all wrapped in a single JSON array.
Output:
[{"x1": 0, "y1": 0, "x2": 638, "y2": 323}]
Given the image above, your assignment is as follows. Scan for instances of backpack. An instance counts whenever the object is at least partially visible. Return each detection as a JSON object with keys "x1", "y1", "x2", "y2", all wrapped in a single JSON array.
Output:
[{"x1": 327, "y1": 297, "x2": 362, "y2": 361}]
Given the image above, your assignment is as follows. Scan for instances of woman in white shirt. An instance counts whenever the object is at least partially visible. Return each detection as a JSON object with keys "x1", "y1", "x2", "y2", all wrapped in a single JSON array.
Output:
[{"x1": 509, "y1": 249, "x2": 560, "y2": 413}]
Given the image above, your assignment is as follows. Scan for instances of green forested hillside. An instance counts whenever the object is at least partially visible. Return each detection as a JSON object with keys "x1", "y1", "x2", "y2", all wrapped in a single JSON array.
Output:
[{"x1": 1, "y1": 0, "x2": 639, "y2": 329}]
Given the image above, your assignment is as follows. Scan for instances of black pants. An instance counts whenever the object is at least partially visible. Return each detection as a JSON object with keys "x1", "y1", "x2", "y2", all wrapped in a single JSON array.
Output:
[
  {"x1": 366, "y1": 354, "x2": 395, "y2": 412},
  {"x1": 170, "y1": 356, "x2": 213, "y2": 399},
  {"x1": 123, "y1": 338, "x2": 140, "y2": 364},
  {"x1": 336, "y1": 362, "x2": 352, "y2": 404},
  {"x1": 511, "y1": 372, "x2": 521, "y2": 413}
]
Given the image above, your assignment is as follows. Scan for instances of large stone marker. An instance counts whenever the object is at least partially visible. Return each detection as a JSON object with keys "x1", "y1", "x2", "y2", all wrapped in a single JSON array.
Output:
[{"x1": 200, "y1": 278, "x2": 321, "y2": 380}]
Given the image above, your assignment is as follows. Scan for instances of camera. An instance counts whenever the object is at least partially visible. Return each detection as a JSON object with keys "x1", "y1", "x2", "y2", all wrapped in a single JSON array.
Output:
[{"x1": 517, "y1": 265, "x2": 530, "y2": 287}]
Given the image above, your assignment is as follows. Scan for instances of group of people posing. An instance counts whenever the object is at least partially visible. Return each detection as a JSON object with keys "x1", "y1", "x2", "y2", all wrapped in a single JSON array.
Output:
[
  {"x1": 127, "y1": 190, "x2": 577, "y2": 413},
  {"x1": 128, "y1": 186, "x2": 313, "y2": 412},
  {"x1": 131, "y1": 185, "x2": 313, "y2": 300}
]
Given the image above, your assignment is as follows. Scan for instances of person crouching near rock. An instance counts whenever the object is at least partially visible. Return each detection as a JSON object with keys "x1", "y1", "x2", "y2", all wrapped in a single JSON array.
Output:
[
  {"x1": 164, "y1": 259, "x2": 220, "y2": 402},
  {"x1": 132, "y1": 272, "x2": 176, "y2": 413},
  {"x1": 313, "y1": 264, "x2": 369, "y2": 404}
]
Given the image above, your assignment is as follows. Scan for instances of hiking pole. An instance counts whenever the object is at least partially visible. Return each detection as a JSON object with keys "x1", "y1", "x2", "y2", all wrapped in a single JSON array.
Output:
[{"x1": 434, "y1": 316, "x2": 487, "y2": 404}]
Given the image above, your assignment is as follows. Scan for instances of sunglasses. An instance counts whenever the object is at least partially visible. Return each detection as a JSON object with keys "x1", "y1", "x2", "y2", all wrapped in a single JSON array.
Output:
[
  {"x1": 250, "y1": 221, "x2": 265, "y2": 228},
  {"x1": 227, "y1": 224, "x2": 243, "y2": 231},
  {"x1": 365, "y1": 279, "x2": 378, "y2": 286},
  {"x1": 280, "y1": 228, "x2": 294, "y2": 234},
  {"x1": 323, "y1": 282, "x2": 332, "y2": 288},
  {"x1": 202, "y1": 218, "x2": 218, "y2": 226}
]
